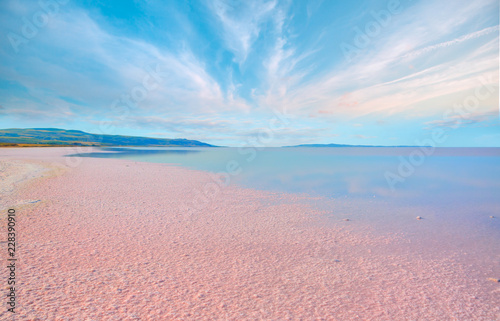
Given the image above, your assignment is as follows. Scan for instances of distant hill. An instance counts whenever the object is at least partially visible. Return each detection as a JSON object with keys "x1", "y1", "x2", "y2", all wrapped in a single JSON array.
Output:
[
  {"x1": 288, "y1": 143, "x2": 428, "y2": 148},
  {"x1": 0, "y1": 128, "x2": 214, "y2": 147},
  {"x1": 289, "y1": 143, "x2": 355, "y2": 147}
]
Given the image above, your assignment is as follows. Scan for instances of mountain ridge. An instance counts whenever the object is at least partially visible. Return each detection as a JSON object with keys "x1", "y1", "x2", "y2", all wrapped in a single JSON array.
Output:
[
  {"x1": 286, "y1": 143, "x2": 431, "y2": 148},
  {"x1": 0, "y1": 128, "x2": 215, "y2": 147}
]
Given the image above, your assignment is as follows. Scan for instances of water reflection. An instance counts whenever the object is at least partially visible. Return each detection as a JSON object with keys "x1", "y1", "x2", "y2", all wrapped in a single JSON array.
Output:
[{"x1": 70, "y1": 147, "x2": 500, "y2": 212}]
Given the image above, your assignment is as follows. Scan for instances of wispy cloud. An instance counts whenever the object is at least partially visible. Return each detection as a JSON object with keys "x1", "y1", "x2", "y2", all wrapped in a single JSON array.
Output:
[
  {"x1": 207, "y1": 0, "x2": 279, "y2": 64},
  {"x1": 424, "y1": 111, "x2": 499, "y2": 129},
  {"x1": 0, "y1": 0, "x2": 498, "y2": 146},
  {"x1": 402, "y1": 25, "x2": 500, "y2": 60}
]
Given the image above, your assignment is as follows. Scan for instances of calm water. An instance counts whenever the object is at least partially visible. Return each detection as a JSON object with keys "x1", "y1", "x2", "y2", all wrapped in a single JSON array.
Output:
[
  {"x1": 70, "y1": 146, "x2": 500, "y2": 273},
  {"x1": 70, "y1": 147, "x2": 500, "y2": 255},
  {"x1": 70, "y1": 147, "x2": 500, "y2": 208}
]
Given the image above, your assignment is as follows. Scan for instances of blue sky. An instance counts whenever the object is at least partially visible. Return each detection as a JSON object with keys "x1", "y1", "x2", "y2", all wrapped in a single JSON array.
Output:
[{"x1": 0, "y1": 0, "x2": 498, "y2": 146}]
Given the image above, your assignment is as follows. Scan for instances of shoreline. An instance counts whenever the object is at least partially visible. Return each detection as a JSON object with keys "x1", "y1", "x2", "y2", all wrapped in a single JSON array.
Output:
[
  {"x1": 0, "y1": 159, "x2": 59, "y2": 211},
  {"x1": 0, "y1": 148, "x2": 498, "y2": 319}
]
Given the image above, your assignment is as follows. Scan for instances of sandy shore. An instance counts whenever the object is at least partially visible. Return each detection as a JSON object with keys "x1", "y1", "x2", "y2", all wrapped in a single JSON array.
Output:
[{"x1": 0, "y1": 148, "x2": 498, "y2": 320}]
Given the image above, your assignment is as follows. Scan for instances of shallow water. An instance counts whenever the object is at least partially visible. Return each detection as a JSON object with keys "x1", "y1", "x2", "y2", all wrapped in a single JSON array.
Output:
[
  {"x1": 71, "y1": 147, "x2": 500, "y2": 256},
  {"x1": 72, "y1": 147, "x2": 498, "y2": 243},
  {"x1": 70, "y1": 147, "x2": 500, "y2": 211},
  {"x1": 9, "y1": 148, "x2": 499, "y2": 320},
  {"x1": 6, "y1": 146, "x2": 495, "y2": 319}
]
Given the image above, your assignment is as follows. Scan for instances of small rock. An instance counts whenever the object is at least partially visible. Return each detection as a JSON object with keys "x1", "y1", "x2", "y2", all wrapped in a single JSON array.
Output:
[
  {"x1": 490, "y1": 216, "x2": 495, "y2": 219},
  {"x1": 487, "y1": 278, "x2": 500, "y2": 283},
  {"x1": 343, "y1": 218, "x2": 350, "y2": 221},
  {"x1": 416, "y1": 216, "x2": 423, "y2": 220}
]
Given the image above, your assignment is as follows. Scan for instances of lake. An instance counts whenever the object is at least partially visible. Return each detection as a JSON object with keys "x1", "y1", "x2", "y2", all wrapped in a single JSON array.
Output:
[
  {"x1": 70, "y1": 146, "x2": 500, "y2": 273},
  {"x1": 70, "y1": 147, "x2": 500, "y2": 208}
]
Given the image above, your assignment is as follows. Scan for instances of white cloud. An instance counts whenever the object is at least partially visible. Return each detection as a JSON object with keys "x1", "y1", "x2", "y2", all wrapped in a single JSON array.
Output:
[
  {"x1": 0, "y1": 0, "x2": 498, "y2": 146},
  {"x1": 402, "y1": 25, "x2": 499, "y2": 60},
  {"x1": 207, "y1": 0, "x2": 279, "y2": 63},
  {"x1": 254, "y1": 0, "x2": 499, "y2": 123},
  {"x1": 424, "y1": 111, "x2": 499, "y2": 129},
  {"x1": 0, "y1": 2, "x2": 253, "y2": 120}
]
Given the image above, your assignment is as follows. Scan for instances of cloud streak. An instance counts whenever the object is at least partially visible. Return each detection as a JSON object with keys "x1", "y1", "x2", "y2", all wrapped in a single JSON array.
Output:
[
  {"x1": 424, "y1": 111, "x2": 499, "y2": 129},
  {"x1": 0, "y1": 0, "x2": 498, "y2": 146}
]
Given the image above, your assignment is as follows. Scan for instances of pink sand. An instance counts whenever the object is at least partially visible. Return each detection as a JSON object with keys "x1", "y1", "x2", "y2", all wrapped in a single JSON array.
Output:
[{"x1": 1, "y1": 147, "x2": 499, "y2": 320}]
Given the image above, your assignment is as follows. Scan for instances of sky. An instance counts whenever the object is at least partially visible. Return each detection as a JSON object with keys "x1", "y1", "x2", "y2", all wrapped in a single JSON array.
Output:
[{"x1": 0, "y1": 0, "x2": 499, "y2": 147}]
